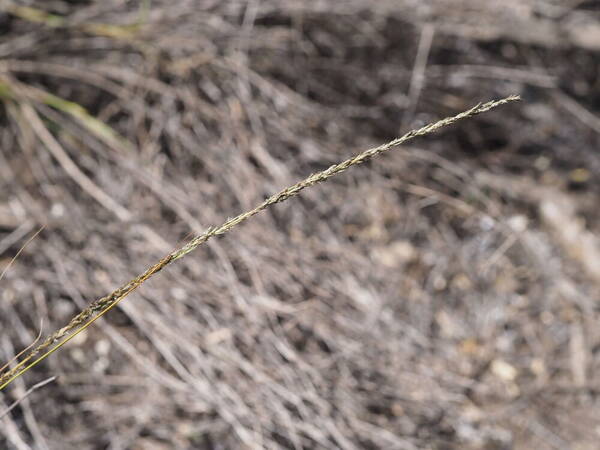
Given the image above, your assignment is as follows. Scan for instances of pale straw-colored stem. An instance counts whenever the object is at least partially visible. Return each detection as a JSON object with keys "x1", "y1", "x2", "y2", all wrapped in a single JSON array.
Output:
[{"x1": 0, "y1": 95, "x2": 519, "y2": 390}]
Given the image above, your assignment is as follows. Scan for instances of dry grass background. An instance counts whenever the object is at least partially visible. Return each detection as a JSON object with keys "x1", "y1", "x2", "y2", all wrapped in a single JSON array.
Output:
[{"x1": 0, "y1": 1, "x2": 599, "y2": 449}]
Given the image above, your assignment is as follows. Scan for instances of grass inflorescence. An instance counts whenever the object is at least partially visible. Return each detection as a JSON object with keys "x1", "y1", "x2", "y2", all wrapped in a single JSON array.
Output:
[{"x1": 0, "y1": 95, "x2": 519, "y2": 391}]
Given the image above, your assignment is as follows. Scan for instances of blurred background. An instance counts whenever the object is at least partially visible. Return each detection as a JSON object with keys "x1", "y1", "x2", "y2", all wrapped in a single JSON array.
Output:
[{"x1": 1, "y1": 1, "x2": 599, "y2": 449}]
